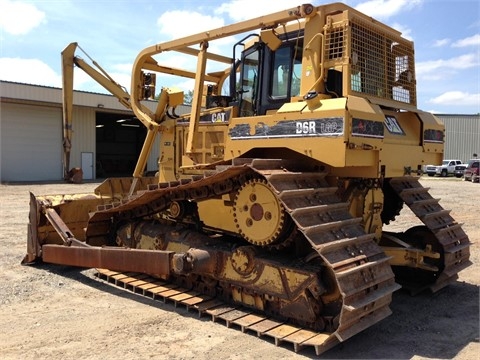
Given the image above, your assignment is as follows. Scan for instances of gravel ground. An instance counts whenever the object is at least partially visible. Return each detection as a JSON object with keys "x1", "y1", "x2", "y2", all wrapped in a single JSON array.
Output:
[{"x1": 0, "y1": 176, "x2": 478, "y2": 359}]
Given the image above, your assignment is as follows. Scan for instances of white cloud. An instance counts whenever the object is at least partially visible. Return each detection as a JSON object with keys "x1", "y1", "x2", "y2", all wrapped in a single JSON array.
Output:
[
  {"x1": 452, "y1": 34, "x2": 480, "y2": 48},
  {"x1": 389, "y1": 22, "x2": 413, "y2": 41},
  {"x1": 354, "y1": 0, "x2": 423, "y2": 20},
  {"x1": 215, "y1": 0, "x2": 305, "y2": 21},
  {"x1": 469, "y1": 19, "x2": 480, "y2": 29},
  {"x1": 429, "y1": 91, "x2": 480, "y2": 107},
  {"x1": 174, "y1": 78, "x2": 195, "y2": 93},
  {"x1": 157, "y1": 11, "x2": 224, "y2": 39},
  {"x1": 416, "y1": 53, "x2": 479, "y2": 77},
  {"x1": 0, "y1": 0, "x2": 45, "y2": 35},
  {"x1": 0, "y1": 58, "x2": 60, "y2": 86},
  {"x1": 433, "y1": 38, "x2": 450, "y2": 47},
  {"x1": 111, "y1": 63, "x2": 133, "y2": 74},
  {"x1": 152, "y1": 10, "x2": 240, "y2": 91},
  {"x1": 0, "y1": 57, "x2": 130, "y2": 94},
  {"x1": 72, "y1": 67, "x2": 131, "y2": 94}
]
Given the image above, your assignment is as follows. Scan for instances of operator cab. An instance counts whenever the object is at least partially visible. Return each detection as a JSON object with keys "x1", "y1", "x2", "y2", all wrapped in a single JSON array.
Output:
[{"x1": 231, "y1": 32, "x2": 304, "y2": 117}]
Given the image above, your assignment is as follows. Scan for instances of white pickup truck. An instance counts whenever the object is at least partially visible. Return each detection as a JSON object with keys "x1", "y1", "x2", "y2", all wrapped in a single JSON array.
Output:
[{"x1": 425, "y1": 159, "x2": 463, "y2": 177}]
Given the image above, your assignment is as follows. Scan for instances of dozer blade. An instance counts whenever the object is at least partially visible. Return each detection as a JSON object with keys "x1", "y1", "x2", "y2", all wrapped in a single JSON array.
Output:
[
  {"x1": 23, "y1": 191, "x2": 105, "y2": 264},
  {"x1": 23, "y1": 177, "x2": 158, "y2": 264},
  {"x1": 42, "y1": 245, "x2": 174, "y2": 275}
]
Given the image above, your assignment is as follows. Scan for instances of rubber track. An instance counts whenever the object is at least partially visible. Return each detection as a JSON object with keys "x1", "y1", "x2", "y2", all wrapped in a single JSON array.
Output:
[
  {"x1": 86, "y1": 158, "x2": 400, "y2": 354},
  {"x1": 388, "y1": 177, "x2": 472, "y2": 292}
]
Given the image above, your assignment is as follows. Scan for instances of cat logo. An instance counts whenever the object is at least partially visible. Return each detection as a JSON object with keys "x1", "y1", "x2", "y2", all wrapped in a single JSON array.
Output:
[{"x1": 211, "y1": 112, "x2": 227, "y2": 122}]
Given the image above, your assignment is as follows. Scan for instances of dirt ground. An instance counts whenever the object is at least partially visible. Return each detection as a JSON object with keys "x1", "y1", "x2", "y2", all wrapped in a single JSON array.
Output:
[{"x1": 0, "y1": 176, "x2": 478, "y2": 360}]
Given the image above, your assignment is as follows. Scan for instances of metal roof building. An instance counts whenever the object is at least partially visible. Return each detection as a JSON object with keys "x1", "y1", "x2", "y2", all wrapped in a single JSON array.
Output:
[
  {"x1": 0, "y1": 81, "x2": 189, "y2": 182},
  {"x1": 435, "y1": 114, "x2": 480, "y2": 163}
]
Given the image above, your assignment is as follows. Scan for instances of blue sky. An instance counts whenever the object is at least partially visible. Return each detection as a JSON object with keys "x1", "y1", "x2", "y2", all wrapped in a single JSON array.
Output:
[{"x1": 1, "y1": 0, "x2": 479, "y2": 114}]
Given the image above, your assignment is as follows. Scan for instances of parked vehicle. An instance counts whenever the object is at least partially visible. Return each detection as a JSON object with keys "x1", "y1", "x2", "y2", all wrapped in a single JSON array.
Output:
[
  {"x1": 464, "y1": 159, "x2": 480, "y2": 182},
  {"x1": 425, "y1": 159, "x2": 463, "y2": 177},
  {"x1": 454, "y1": 163, "x2": 467, "y2": 178}
]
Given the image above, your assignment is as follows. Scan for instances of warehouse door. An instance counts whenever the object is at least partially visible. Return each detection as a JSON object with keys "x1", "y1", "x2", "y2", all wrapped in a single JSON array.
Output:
[
  {"x1": 1, "y1": 103, "x2": 62, "y2": 182},
  {"x1": 95, "y1": 113, "x2": 147, "y2": 177},
  {"x1": 81, "y1": 152, "x2": 94, "y2": 180}
]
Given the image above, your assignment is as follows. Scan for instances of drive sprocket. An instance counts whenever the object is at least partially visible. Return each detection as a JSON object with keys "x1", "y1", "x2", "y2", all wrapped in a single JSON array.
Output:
[{"x1": 233, "y1": 178, "x2": 291, "y2": 246}]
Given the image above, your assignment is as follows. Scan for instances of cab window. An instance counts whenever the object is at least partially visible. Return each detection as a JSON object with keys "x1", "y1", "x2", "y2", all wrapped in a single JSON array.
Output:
[
  {"x1": 270, "y1": 45, "x2": 302, "y2": 99},
  {"x1": 239, "y1": 49, "x2": 260, "y2": 117}
]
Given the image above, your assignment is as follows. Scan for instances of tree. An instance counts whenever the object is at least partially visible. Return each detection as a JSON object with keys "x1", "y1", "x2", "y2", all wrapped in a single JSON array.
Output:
[{"x1": 184, "y1": 90, "x2": 194, "y2": 105}]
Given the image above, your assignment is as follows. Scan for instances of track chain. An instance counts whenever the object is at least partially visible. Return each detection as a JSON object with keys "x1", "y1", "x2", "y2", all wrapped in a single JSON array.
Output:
[
  {"x1": 85, "y1": 158, "x2": 400, "y2": 354},
  {"x1": 388, "y1": 177, "x2": 472, "y2": 292},
  {"x1": 251, "y1": 160, "x2": 400, "y2": 345},
  {"x1": 94, "y1": 269, "x2": 331, "y2": 355}
]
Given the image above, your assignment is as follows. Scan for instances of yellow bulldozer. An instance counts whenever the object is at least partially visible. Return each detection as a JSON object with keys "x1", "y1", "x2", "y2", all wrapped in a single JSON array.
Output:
[{"x1": 23, "y1": 3, "x2": 471, "y2": 355}]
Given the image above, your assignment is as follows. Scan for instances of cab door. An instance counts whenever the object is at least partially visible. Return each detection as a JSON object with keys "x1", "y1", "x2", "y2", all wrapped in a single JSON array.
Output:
[{"x1": 238, "y1": 45, "x2": 262, "y2": 117}]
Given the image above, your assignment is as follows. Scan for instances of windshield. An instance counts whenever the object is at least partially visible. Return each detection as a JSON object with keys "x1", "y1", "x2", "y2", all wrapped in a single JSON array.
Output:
[{"x1": 442, "y1": 160, "x2": 449, "y2": 165}]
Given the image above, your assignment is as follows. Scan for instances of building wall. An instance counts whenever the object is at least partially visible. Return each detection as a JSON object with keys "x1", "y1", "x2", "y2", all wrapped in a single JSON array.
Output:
[
  {"x1": 436, "y1": 114, "x2": 480, "y2": 162},
  {"x1": 70, "y1": 106, "x2": 96, "y2": 176},
  {"x1": 1, "y1": 81, "x2": 164, "y2": 182},
  {"x1": 1, "y1": 101, "x2": 63, "y2": 181},
  {"x1": 67, "y1": 106, "x2": 159, "y2": 178}
]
